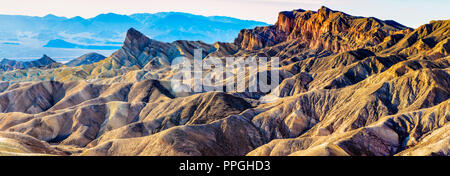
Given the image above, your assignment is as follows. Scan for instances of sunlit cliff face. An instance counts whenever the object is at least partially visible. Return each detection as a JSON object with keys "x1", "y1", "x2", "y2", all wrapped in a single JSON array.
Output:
[{"x1": 235, "y1": 6, "x2": 408, "y2": 52}]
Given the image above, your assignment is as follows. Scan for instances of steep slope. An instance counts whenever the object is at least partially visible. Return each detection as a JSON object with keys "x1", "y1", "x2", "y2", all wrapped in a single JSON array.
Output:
[
  {"x1": 0, "y1": 78, "x2": 251, "y2": 149},
  {"x1": 374, "y1": 20, "x2": 450, "y2": 59},
  {"x1": 86, "y1": 92, "x2": 252, "y2": 148}
]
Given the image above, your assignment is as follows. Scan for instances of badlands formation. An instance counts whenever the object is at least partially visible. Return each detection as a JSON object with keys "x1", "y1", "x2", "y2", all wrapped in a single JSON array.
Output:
[{"x1": 0, "y1": 7, "x2": 448, "y2": 156}]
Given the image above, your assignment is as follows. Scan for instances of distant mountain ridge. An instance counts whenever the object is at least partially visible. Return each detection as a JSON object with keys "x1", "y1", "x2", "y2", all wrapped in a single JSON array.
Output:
[
  {"x1": 0, "y1": 12, "x2": 267, "y2": 44},
  {"x1": 235, "y1": 6, "x2": 410, "y2": 52},
  {"x1": 0, "y1": 12, "x2": 267, "y2": 59},
  {"x1": 0, "y1": 55, "x2": 61, "y2": 71},
  {"x1": 44, "y1": 39, "x2": 121, "y2": 50}
]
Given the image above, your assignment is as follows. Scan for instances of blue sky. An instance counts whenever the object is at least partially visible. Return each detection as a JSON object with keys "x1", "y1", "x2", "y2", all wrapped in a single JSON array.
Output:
[{"x1": 0, "y1": 0, "x2": 448, "y2": 28}]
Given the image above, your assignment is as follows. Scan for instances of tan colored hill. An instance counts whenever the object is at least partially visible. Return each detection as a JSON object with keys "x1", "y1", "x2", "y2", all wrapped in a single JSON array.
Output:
[{"x1": 0, "y1": 7, "x2": 448, "y2": 156}]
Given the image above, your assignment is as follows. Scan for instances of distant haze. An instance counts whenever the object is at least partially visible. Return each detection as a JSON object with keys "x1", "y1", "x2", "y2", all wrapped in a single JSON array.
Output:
[
  {"x1": 0, "y1": 0, "x2": 448, "y2": 28},
  {"x1": 0, "y1": 12, "x2": 266, "y2": 60}
]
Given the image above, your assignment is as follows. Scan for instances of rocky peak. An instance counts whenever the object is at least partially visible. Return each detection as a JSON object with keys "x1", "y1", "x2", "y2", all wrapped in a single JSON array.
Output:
[
  {"x1": 65, "y1": 52, "x2": 106, "y2": 67},
  {"x1": 0, "y1": 58, "x2": 13, "y2": 64},
  {"x1": 317, "y1": 6, "x2": 332, "y2": 15},
  {"x1": 0, "y1": 54, "x2": 60, "y2": 71},
  {"x1": 276, "y1": 10, "x2": 298, "y2": 33},
  {"x1": 235, "y1": 6, "x2": 409, "y2": 53},
  {"x1": 125, "y1": 28, "x2": 144, "y2": 40},
  {"x1": 124, "y1": 28, "x2": 152, "y2": 53},
  {"x1": 375, "y1": 19, "x2": 450, "y2": 58},
  {"x1": 37, "y1": 54, "x2": 57, "y2": 64}
]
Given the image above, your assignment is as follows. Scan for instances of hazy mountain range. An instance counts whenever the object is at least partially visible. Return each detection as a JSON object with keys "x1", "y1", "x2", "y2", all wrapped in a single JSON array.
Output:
[{"x1": 0, "y1": 12, "x2": 267, "y2": 59}]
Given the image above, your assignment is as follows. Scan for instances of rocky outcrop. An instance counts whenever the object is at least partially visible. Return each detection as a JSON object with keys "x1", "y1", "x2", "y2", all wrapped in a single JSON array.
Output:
[
  {"x1": 65, "y1": 53, "x2": 106, "y2": 67},
  {"x1": 246, "y1": 58, "x2": 449, "y2": 156},
  {"x1": 235, "y1": 6, "x2": 408, "y2": 53},
  {"x1": 374, "y1": 20, "x2": 450, "y2": 59},
  {"x1": 248, "y1": 99, "x2": 449, "y2": 156}
]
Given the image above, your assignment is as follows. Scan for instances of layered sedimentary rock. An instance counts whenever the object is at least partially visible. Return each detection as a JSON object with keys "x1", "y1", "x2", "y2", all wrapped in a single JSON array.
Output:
[
  {"x1": 234, "y1": 6, "x2": 408, "y2": 53},
  {"x1": 0, "y1": 7, "x2": 448, "y2": 156}
]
